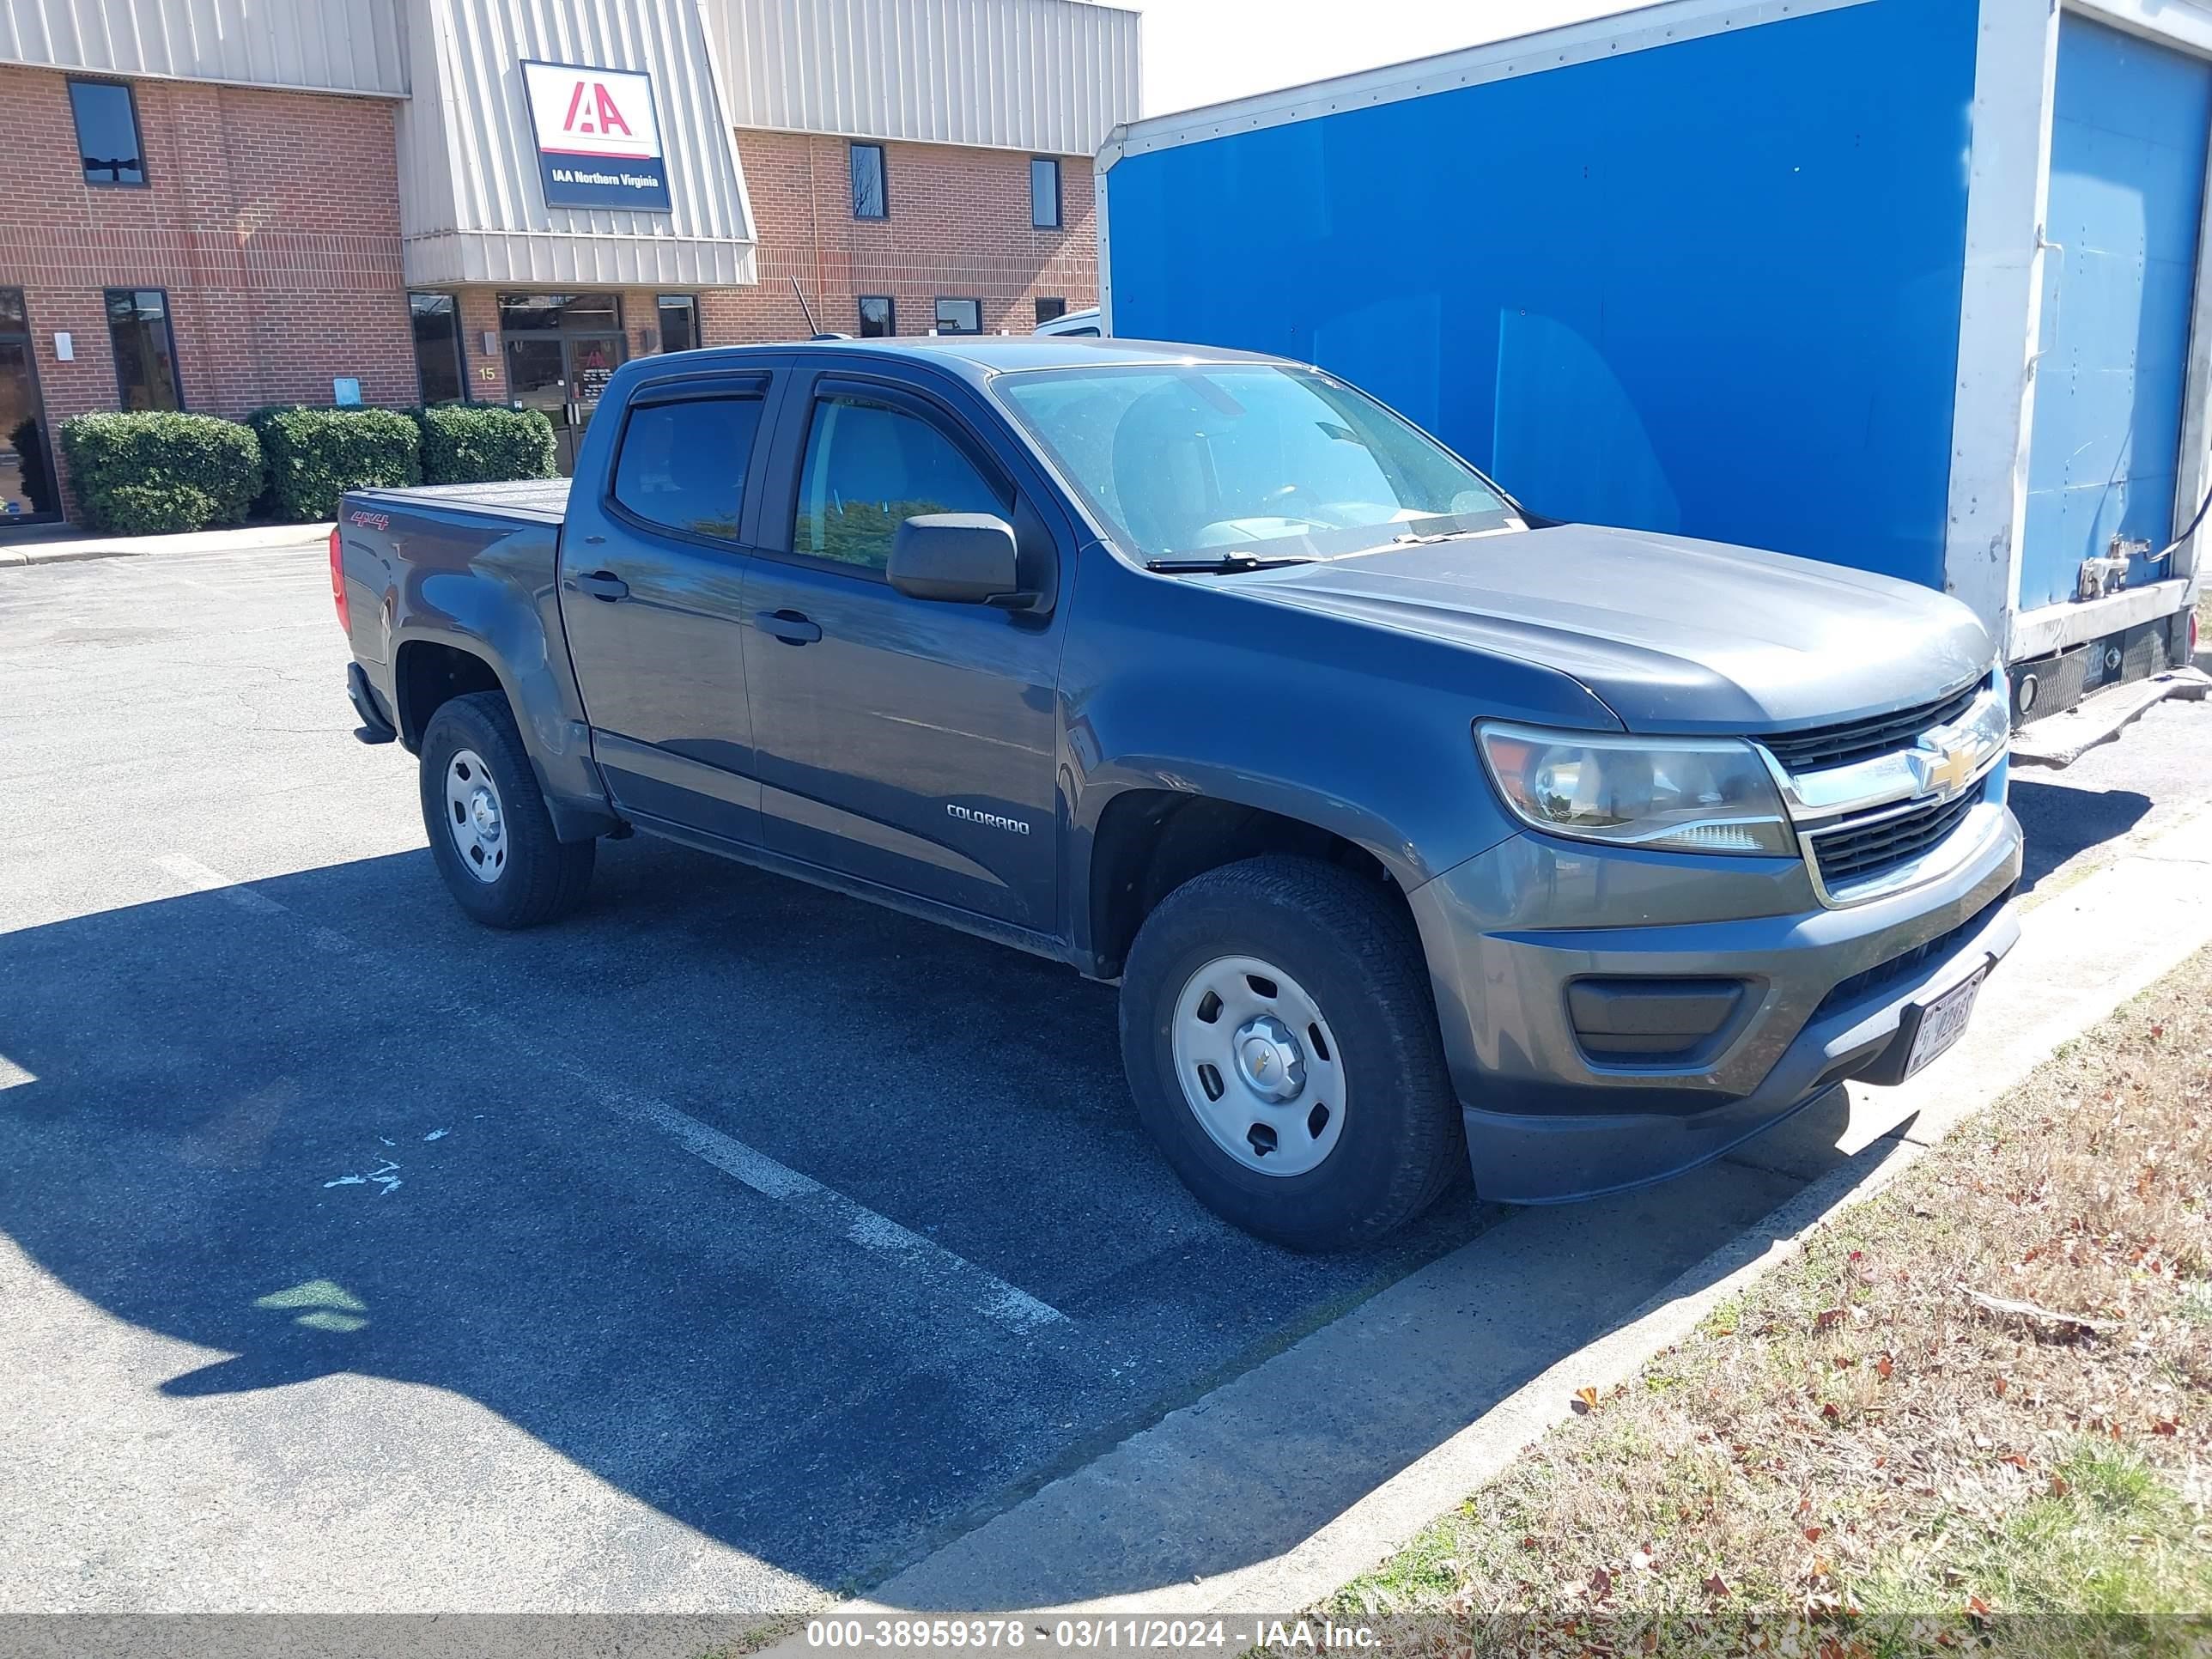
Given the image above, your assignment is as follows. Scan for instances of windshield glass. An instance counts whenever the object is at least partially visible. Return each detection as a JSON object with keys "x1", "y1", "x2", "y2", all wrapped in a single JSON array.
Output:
[{"x1": 994, "y1": 363, "x2": 1516, "y2": 563}]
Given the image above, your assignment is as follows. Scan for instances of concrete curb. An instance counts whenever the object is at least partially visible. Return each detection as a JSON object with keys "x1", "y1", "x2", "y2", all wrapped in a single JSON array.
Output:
[
  {"x1": 0, "y1": 522, "x2": 333, "y2": 567},
  {"x1": 781, "y1": 805, "x2": 2212, "y2": 1631}
]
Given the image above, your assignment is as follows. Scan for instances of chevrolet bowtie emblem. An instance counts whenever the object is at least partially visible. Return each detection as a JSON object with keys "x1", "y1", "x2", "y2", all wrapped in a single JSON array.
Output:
[{"x1": 1923, "y1": 738, "x2": 1978, "y2": 798}]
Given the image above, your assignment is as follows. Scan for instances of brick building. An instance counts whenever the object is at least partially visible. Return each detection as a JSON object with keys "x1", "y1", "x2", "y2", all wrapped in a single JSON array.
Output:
[{"x1": 0, "y1": 0, "x2": 1139, "y2": 521}]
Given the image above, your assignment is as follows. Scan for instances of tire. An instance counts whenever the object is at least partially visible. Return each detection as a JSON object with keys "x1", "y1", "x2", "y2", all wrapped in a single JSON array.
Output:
[
  {"x1": 1118, "y1": 854, "x2": 1466, "y2": 1251},
  {"x1": 418, "y1": 690, "x2": 595, "y2": 929}
]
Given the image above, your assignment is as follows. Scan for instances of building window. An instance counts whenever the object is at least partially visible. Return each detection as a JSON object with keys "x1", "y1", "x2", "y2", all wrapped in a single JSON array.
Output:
[
  {"x1": 856, "y1": 295, "x2": 896, "y2": 338},
  {"x1": 1035, "y1": 298, "x2": 1067, "y2": 325},
  {"x1": 70, "y1": 81, "x2": 146, "y2": 187},
  {"x1": 410, "y1": 293, "x2": 466, "y2": 405},
  {"x1": 657, "y1": 295, "x2": 698, "y2": 354},
  {"x1": 933, "y1": 298, "x2": 982, "y2": 336},
  {"x1": 105, "y1": 289, "x2": 181, "y2": 410},
  {"x1": 497, "y1": 293, "x2": 622, "y2": 333},
  {"x1": 850, "y1": 143, "x2": 887, "y2": 219},
  {"x1": 1030, "y1": 158, "x2": 1061, "y2": 229}
]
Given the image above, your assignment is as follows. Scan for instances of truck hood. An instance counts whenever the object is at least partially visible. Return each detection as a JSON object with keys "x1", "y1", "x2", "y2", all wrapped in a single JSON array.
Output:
[{"x1": 1237, "y1": 522, "x2": 1995, "y2": 732}]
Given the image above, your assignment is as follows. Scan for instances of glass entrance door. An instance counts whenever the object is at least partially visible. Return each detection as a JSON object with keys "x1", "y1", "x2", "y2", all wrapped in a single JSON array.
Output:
[
  {"x1": 504, "y1": 331, "x2": 629, "y2": 475},
  {"x1": 499, "y1": 293, "x2": 629, "y2": 476},
  {"x1": 0, "y1": 291, "x2": 60, "y2": 527}
]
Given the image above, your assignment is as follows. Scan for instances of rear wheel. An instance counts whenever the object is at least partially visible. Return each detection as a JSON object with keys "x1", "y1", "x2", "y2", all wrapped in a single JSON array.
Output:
[
  {"x1": 1119, "y1": 855, "x2": 1465, "y2": 1251},
  {"x1": 418, "y1": 691, "x2": 594, "y2": 928}
]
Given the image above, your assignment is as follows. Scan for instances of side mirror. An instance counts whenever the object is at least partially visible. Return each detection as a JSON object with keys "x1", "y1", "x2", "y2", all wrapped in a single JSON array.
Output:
[{"x1": 887, "y1": 514, "x2": 1021, "y2": 605}]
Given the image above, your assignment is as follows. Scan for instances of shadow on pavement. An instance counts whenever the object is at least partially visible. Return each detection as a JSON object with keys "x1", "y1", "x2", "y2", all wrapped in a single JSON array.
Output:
[
  {"x1": 2009, "y1": 777, "x2": 2152, "y2": 891},
  {"x1": 0, "y1": 842, "x2": 1910, "y2": 1604}
]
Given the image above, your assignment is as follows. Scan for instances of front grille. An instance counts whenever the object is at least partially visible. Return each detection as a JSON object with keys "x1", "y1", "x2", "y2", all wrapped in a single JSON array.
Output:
[
  {"x1": 1810, "y1": 787, "x2": 1981, "y2": 890},
  {"x1": 1760, "y1": 678, "x2": 1982, "y2": 774}
]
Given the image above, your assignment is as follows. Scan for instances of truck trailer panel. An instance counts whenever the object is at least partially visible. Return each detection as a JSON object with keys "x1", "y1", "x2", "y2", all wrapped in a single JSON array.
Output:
[{"x1": 1099, "y1": 0, "x2": 2211, "y2": 679}]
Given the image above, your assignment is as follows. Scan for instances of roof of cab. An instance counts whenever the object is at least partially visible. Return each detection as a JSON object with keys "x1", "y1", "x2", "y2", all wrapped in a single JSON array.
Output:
[{"x1": 641, "y1": 335, "x2": 1291, "y2": 382}]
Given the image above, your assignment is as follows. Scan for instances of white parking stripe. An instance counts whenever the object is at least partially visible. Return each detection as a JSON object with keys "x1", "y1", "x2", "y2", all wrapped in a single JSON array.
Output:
[{"x1": 148, "y1": 853, "x2": 1072, "y2": 1333}]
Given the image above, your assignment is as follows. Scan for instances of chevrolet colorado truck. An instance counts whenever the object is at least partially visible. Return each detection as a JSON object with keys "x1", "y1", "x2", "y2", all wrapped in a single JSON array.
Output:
[{"x1": 333, "y1": 337, "x2": 2022, "y2": 1250}]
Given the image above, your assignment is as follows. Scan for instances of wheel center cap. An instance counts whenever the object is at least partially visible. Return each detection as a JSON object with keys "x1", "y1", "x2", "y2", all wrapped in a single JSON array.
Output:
[
  {"x1": 1234, "y1": 1014, "x2": 1304, "y2": 1102},
  {"x1": 470, "y1": 788, "x2": 501, "y2": 838}
]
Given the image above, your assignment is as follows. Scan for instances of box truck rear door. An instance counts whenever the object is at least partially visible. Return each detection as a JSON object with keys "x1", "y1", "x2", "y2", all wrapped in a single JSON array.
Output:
[{"x1": 2023, "y1": 14, "x2": 2212, "y2": 611}]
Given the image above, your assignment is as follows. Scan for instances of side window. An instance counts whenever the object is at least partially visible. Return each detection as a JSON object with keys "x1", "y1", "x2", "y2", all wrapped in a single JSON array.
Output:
[
  {"x1": 611, "y1": 396, "x2": 763, "y2": 541},
  {"x1": 793, "y1": 396, "x2": 1005, "y2": 573}
]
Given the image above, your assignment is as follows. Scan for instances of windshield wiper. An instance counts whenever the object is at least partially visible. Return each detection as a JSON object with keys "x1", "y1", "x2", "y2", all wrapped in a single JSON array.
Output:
[{"x1": 1145, "y1": 554, "x2": 1316, "y2": 574}]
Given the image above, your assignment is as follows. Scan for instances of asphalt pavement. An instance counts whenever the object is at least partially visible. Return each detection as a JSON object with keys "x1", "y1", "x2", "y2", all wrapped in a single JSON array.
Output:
[{"x1": 2, "y1": 540, "x2": 2207, "y2": 1619}]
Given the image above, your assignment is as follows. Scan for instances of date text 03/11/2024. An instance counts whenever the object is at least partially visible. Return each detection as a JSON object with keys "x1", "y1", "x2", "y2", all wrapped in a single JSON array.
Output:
[{"x1": 803, "y1": 1618, "x2": 1379, "y2": 1650}]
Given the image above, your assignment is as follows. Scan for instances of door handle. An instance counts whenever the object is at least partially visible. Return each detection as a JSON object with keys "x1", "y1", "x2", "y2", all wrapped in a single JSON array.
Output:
[
  {"x1": 570, "y1": 569, "x2": 629, "y2": 602},
  {"x1": 757, "y1": 609, "x2": 823, "y2": 645}
]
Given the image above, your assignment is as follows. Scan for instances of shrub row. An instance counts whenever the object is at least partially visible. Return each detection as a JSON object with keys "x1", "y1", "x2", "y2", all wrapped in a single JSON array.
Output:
[{"x1": 55, "y1": 404, "x2": 559, "y2": 534}]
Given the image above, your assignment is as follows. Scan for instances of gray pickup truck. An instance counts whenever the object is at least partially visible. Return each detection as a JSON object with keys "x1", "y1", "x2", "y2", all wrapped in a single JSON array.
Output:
[{"x1": 332, "y1": 337, "x2": 2021, "y2": 1250}]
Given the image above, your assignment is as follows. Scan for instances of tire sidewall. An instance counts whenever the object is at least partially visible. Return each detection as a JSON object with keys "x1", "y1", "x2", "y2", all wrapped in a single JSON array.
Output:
[
  {"x1": 1121, "y1": 872, "x2": 1441, "y2": 1248},
  {"x1": 419, "y1": 699, "x2": 528, "y2": 925}
]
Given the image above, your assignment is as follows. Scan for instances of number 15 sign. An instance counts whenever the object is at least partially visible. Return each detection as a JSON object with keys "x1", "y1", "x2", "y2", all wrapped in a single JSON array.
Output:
[{"x1": 520, "y1": 60, "x2": 672, "y2": 212}]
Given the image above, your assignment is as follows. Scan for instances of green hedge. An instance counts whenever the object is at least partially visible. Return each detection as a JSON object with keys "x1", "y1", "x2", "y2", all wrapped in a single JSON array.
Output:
[
  {"x1": 57, "y1": 411, "x2": 264, "y2": 534},
  {"x1": 416, "y1": 404, "x2": 558, "y2": 485},
  {"x1": 249, "y1": 405, "x2": 422, "y2": 522}
]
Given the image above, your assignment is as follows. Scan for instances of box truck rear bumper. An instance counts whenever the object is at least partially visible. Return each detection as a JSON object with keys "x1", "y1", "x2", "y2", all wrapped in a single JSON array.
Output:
[{"x1": 1408, "y1": 811, "x2": 2023, "y2": 1205}]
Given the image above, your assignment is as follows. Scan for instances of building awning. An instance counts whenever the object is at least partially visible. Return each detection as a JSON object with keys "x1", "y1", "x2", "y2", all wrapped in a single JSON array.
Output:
[{"x1": 398, "y1": 0, "x2": 757, "y2": 290}]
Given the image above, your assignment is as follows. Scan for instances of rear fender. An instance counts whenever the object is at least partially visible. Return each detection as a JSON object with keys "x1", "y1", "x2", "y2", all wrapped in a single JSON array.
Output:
[{"x1": 389, "y1": 532, "x2": 616, "y2": 842}]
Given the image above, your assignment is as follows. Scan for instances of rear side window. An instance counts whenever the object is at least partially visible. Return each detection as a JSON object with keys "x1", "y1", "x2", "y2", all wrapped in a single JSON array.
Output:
[
  {"x1": 611, "y1": 396, "x2": 763, "y2": 541},
  {"x1": 793, "y1": 396, "x2": 1004, "y2": 572}
]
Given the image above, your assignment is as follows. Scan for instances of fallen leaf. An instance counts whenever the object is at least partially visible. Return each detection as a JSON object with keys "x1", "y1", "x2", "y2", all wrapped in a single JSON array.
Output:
[
  {"x1": 1572, "y1": 1386, "x2": 1600, "y2": 1414},
  {"x1": 1967, "y1": 1595, "x2": 1993, "y2": 1620},
  {"x1": 2049, "y1": 1475, "x2": 2071, "y2": 1498},
  {"x1": 1995, "y1": 1376, "x2": 2009, "y2": 1399},
  {"x1": 1704, "y1": 1573, "x2": 1732, "y2": 1598},
  {"x1": 1521, "y1": 1536, "x2": 1538, "y2": 1552},
  {"x1": 2001, "y1": 1454, "x2": 2030, "y2": 1468},
  {"x1": 1816, "y1": 1308, "x2": 1846, "y2": 1332},
  {"x1": 1803, "y1": 1526, "x2": 1824, "y2": 1542},
  {"x1": 1875, "y1": 1354, "x2": 1894, "y2": 1381},
  {"x1": 1821, "y1": 1402, "x2": 1842, "y2": 1424},
  {"x1": 2153, "y1": 1419, "x2": 2179, "y2": 1437},
  {"x1": 1588, "y1": 1565, "x2": 1613, "y2": 1601},
  {"x1": 1642, "y1": 1631, "x2": 1658, "y2": 1656}
]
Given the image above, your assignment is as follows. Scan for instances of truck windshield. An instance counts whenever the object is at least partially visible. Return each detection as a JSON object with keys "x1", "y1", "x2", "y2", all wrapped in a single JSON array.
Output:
[{"x1": 994, "y1": 364, "x2": 1516, "y2": 564}]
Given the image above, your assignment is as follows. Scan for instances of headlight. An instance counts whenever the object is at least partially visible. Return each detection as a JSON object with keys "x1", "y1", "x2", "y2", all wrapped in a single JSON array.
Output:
[{"x1": 1475, "y1": 723, "x2": 1797, "y2": 856}]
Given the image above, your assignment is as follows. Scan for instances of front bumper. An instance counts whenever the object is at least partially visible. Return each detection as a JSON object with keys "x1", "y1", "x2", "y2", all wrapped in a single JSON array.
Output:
[{"x1": 1407, "y1": 795, "x2": 2023, "y2": 1203}]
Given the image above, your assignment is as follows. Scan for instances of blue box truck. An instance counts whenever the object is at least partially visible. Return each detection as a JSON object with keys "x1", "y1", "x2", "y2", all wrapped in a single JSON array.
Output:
[{"x1": 1097, "y1": 0, "x2": 2210, "y2": 750}]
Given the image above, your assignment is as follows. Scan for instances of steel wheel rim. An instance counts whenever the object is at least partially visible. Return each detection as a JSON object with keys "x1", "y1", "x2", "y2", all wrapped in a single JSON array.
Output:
[
  {"x1": 1169, "y1": 954, "x2": 1346, "y2": 1177},
  {"x1": 443, "y1": 747, "x2": 507, "y2": 884}
]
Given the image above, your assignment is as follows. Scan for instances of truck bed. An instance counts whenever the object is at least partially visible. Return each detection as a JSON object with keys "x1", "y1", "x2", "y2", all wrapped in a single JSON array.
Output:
[{"x1": 353, "y1": 477, "x2": 570, "y2": 525}]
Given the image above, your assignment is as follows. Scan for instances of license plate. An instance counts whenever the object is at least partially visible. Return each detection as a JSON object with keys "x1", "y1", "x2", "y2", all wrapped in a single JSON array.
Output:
[{"x1": 1904, "y1": 966, "x2": 1987, "y2": 1078}]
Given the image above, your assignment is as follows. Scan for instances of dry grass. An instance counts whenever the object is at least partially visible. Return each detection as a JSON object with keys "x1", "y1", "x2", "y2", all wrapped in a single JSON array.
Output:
[{"x1": 1331, "y1": 948, "x2": 2212, "y2": 1656}]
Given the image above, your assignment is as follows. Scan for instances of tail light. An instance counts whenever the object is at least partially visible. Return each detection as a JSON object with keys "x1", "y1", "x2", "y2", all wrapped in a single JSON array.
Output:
[{"x1": 328, "y1": 526, "x2": 349, "y2": 632}]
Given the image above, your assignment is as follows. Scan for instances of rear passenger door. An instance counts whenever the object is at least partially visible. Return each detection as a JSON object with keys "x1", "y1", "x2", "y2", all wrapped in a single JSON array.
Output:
[
  {"x1": 740, "y1": 368, "x2": 1069, "y2": 932},
  {"x1": 557, "y1": 368, "x2": 780, "y2": 844}
]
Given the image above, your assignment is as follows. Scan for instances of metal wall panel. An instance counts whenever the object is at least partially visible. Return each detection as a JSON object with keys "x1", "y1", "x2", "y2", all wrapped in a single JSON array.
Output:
[
  {"x1": 398, "y1": 0, "x2": 756, "y2": 288},
  {"x1": 0, "y1": 0, "x2": 408, "y2": 96},
  {"x1": 705, "y1": 0, "x2": 1139, "y2": 156}
]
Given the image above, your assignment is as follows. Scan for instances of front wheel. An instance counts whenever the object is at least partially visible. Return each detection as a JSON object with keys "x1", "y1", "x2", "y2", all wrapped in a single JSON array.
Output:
[
  {"x1": 418, "y1": 691, "x2": 594, "y2": 928},
  {"x1": 1118, "y1": 855, "x2": 1466, "y2": 1251}
]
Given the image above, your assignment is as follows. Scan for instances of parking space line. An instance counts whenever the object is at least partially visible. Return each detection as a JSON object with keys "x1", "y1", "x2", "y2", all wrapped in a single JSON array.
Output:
[{"x1": 146, "y1": 853, "x2": 1073, "y2": 1334}]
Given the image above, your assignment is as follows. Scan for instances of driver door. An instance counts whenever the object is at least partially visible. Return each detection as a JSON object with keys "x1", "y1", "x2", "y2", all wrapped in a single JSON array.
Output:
[{"x1": 740, "y1": 371, "x2": 1067, "y2": 930}]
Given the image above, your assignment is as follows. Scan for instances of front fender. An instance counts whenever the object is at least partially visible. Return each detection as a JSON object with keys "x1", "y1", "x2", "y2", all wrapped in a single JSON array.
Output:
[{"x1": 1056, "y1": 544, "x2": 1620, "y2": 964}]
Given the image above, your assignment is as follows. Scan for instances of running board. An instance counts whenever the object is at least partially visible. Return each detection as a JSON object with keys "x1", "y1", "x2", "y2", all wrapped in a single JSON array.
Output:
[{"x1": 2011, "y1": 666, "x2": 2210, "y2": 769}]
